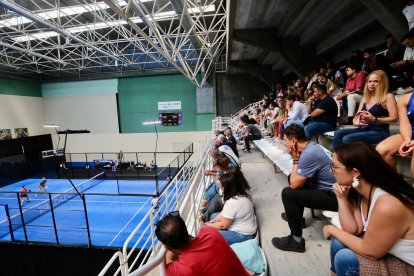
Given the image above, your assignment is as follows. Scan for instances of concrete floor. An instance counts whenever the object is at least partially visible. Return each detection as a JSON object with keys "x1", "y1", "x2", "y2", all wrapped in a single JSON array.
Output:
[{"x1": 239, "y1": 145, "x2": 332, "y2": 276}]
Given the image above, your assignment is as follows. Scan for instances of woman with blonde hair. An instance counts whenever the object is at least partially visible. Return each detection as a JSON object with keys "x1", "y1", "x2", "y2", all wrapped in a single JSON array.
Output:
[{"x1": 332, "y1": 70, "x2": 398, "y2": 151}]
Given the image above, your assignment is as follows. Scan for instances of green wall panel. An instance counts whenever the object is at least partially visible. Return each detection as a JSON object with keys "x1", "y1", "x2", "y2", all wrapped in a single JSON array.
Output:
[
  {"x1": 118, "y1": 74, "x2": 198, "y2": 133},
  {"x1": 42, "y1": 79, "x2": 118, "y2": 97},
  {"x1": 196, "y1": 113, "x2": 215, "y2": 131},
  {"x1": 0, "y1": 77, "x2": 41, "y2": 97}
]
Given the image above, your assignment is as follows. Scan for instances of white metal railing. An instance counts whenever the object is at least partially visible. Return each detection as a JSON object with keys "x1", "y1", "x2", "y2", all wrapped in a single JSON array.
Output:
[
  {"x1": 98, "y1": 135, "x2": 213, "y2": 276},
  {"x1": 212, "y1": 116, "x2": 230, "y2": 131},
  {"x1": 229, "y1": 100, "x2": 261, "y2": 128}
]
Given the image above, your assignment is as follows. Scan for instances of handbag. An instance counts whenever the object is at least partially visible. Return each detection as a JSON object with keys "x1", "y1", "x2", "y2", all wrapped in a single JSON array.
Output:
[{"x1": 352, "y1": 111, "x2": 368, "y2": 127}]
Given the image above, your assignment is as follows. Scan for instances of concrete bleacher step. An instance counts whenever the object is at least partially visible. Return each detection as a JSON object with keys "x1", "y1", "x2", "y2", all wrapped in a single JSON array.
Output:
[{"x1": 253, "y1": 139, "x2": 293, "y2": 176}]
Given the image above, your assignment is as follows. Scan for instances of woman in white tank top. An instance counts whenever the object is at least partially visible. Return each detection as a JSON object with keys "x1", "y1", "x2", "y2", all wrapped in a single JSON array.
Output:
[{"x1": 323, "y1": 141, "x2": 414, "y2": 276}]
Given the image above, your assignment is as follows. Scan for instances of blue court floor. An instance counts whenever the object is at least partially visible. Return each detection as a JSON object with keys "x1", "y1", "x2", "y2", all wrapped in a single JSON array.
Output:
[{"x1": 0, "y1": 177, "x2": 180, "y2": 248}]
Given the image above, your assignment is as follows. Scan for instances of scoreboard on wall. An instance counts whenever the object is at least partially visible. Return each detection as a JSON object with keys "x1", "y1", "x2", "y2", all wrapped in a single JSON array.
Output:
[{"x1": 158, "y1": 112, "x2": 182, "y2": 126}]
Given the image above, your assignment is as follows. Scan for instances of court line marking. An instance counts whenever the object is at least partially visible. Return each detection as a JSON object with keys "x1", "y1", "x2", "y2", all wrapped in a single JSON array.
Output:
[
  {"x1": 107, "y1": 197, "x2": 152, "y2": 247},
  {"x1": 0, "y1": 198, "x2": 148, "y2": 204}
]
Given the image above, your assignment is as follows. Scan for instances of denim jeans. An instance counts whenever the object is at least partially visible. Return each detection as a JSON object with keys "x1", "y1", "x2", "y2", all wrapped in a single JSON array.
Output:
[
  {"x1": 219, "y1": 230, "x2": 256, "y2": 245},
  {"x1": 286, "y1": 119, "x2": 304, "y2": 128},
  {"x1": 332, "y1": 126, "x2": 390, "y2": 151},
  {"x1": 330, "y1": 238, "x2": 359, "y2": 276},
  {"x1": 280, "y1": 120, "x2": 304, "y2": 139},
  {"x1": 201, "y1": 194, "x2": 223, "y2": 222},
  {"x1": 304, "y1": 122, "x2": 336, "y2": 140},
  {"x1": 204, "y1": 182, "x2": 219, "y2": 202}
]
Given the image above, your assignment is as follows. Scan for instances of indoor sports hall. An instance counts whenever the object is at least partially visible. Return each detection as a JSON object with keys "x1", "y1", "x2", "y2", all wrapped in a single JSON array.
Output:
[{"x1": 1, "y1": 0, "x2": 413, "y2": 276}]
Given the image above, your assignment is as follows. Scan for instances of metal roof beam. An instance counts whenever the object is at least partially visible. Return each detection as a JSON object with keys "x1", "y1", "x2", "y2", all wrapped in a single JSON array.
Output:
[
  {"x1": 0, "y1": 0, "x2": 130, "y2": 65},
  {"x1": 104, "y1": 0, "x2": 200, "y2": 86},
  {"x1": 0, "y1": 41, "x2": 66, "y2": 65}
]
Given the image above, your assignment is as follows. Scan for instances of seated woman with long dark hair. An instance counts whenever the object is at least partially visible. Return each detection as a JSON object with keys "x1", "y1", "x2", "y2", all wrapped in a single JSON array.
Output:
[
  {"x1": 206, "y1": 169, "x2": 257, "y2": 245},
  {"x1": 323, "y1": 141, "x2": 414, "y2": 275}
]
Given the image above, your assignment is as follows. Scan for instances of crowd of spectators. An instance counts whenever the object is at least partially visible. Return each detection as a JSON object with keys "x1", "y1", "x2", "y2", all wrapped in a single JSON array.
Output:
[
  {"x1": 153, "y1": 17, "x2": 414, "y2": 276},
  {"x1": 229, "y1": 37, "x2": 414, "y2": 274}
]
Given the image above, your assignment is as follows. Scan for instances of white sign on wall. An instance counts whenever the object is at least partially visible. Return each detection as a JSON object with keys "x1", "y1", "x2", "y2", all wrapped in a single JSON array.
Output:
[{"x1": 158, "y1": 101, "x2": 182, "y2": 110}]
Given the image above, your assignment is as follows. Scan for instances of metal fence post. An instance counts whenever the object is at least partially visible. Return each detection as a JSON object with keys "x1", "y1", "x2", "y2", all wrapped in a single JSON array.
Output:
[
  {"x1": 48, "y1": 193, "x2": 60, "y2": 245},
  {"x1": 81, "y1": 195, "x2": 92, "y2": 247},
  {"x1": 4, "y1": 204, "x2": 14, "y2": 241},
  {"x1": 16, "y1": 193, "x2": 28, "y2": 242}
]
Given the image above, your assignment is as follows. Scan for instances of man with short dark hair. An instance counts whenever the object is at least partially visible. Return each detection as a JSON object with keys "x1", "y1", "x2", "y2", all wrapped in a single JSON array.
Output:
[
  {"x1": 304, "y1": 84, "x2": 337, "y2": 140},
  {"x1": 271, "y1": 125, "x2": 338, "y2": 253},
  {"x1": 279, "y1": 95, "x2": 308, "y2": 139},
  {"x1": 391, "y1": 32, "x2": 414, "y2": 84},
  {"x1": 239, "y1": 116, "x2": 261, "y2": 153},
  {"x1": 155, "y1": 212, "x2": 248, "y2": 275},
  {"x1": 335, "y1": 64, "x2": 366, "y2": 123}
]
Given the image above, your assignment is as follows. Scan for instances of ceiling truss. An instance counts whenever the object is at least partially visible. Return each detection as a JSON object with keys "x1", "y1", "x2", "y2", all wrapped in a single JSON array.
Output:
[{"x1": 0, "y1": 0, "x2": 227, "y2": 86}]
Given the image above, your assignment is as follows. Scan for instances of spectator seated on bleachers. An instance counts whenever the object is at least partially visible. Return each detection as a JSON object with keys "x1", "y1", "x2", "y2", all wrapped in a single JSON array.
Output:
[
  {"x1": 304, "y1": 84, "x2": 338, "y2": 140},
  {"x1": 155, "y1": 212, "x2": 249, "y2": 275},
  {"x1": 271, "y1": 124, "x2": 338, "y2": 253},
  {"x1": 335, "y1": 64, "x2": 366, "y2": 124},
  {"x1": 216, "y1": 135, "x2": 240, "y2": 166},
  {"x1": 390, "y1": 32, "x2": 414, "y2": 86},
  {"x1": 239, "y1": 116, "x2": 262, "y2": 153},
  {"x1": 324, "y1": 141, "x2": 414, "y2": 275},
  {"x1": 273, "y1": 96, "x2": 288, "y2": 141},
  {"x1": 205, "y1": 171, "x2": 257, "y2": 245},
  {"x1": 264, "y1": 102, "x2": 279, "y2": 138},
  {"x1": 333, "y1": 70, "x2": 398, "y2": 151},
  {"x1": 224, "y1": 127, "x2": 239, "y2": 158},
  {"x1": 377, "y1": 91, "x2": 414, "y2": 176},
  {"x1": 279, "y1": 95, "x2": 308, "y2": 139},
  {"x1": 201, "y1": 151, "x2": 233, "y2": 222}
]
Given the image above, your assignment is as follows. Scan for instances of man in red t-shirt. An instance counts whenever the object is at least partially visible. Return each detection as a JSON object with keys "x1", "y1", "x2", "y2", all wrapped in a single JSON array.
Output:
[
  {"x1": 155, "y1": 212, "x2": 248, "y2": 276},
  {"x1": 335, "y1": 64, "x2": 366, "y2": 123},
  {"x1": 19, "y1": 185, "x2": 30, "y2": 206}
]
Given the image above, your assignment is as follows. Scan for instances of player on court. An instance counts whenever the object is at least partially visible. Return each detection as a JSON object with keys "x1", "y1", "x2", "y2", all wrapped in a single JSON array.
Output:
[
  {"x1": 36, "y1": 177, "x2": 48, "y2": 197},
  {"x1": 20, "y1": 185, "x2": 30, "y2": 206}
]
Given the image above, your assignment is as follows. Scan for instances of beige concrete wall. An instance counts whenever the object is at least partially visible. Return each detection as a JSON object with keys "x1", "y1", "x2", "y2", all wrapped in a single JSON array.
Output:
[
  {"x1": 0, "y1": 94, "x2": 45, "y2": 138},
  {"x1": 52, "y1": 131, "x2": 210, "y2": 164}
]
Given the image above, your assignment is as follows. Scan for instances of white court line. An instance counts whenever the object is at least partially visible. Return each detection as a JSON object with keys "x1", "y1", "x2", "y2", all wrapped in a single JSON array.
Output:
[
  {"x1": 107, "y1": 197, "x2": 152, "y2": 247},
  {"x1": 59, "y1": 200, "x2": 148, "y2": 204},
  {"x1": 0, "y1": 198, "x2": 149, "y2": 204}
]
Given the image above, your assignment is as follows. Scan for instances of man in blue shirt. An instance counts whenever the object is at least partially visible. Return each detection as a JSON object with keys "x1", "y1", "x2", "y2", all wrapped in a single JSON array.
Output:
[{"x1": 272, "y1": 124, "x2": 338, "y2": 253}]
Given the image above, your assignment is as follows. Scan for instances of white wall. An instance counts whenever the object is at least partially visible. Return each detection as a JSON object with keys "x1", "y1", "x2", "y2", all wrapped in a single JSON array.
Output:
[
  {"x1": 0, "y1": 94, "x2": 44, "y2": 138},
  {"x1": 43, "y1": 93, "x2": 119, "y2": 134},
  {"x1": 52, "y1": 131, "x2": 210, "y2": 163},
  {"x1": 52, "y1": 131, "x2": 209, "y2": 152}
]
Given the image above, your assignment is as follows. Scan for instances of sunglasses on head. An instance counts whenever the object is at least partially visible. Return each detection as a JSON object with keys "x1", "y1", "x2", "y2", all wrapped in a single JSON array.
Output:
[{"x1": 167, "y1": 211, "x2": 180, "y2": 217}]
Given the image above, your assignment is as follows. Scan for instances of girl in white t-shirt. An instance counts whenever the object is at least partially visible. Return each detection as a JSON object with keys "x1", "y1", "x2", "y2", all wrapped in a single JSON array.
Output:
[{"x1": 206, "y1": 169, "x2": 257, "y2": 245}]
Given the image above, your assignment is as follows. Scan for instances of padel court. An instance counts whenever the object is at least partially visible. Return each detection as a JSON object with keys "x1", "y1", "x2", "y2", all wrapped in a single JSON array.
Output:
[{"x1": 0, "y1": 174, "x2": 185, "y2": 248}]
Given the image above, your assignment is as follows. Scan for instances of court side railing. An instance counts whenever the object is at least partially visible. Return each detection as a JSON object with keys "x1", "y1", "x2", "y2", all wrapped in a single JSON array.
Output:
[
  {"x1": 64, "y1": 143, "x2": 193, "y2": 183},
  {"x1": 98, "y1": 135, "x2": 213, "y2": 276}
]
